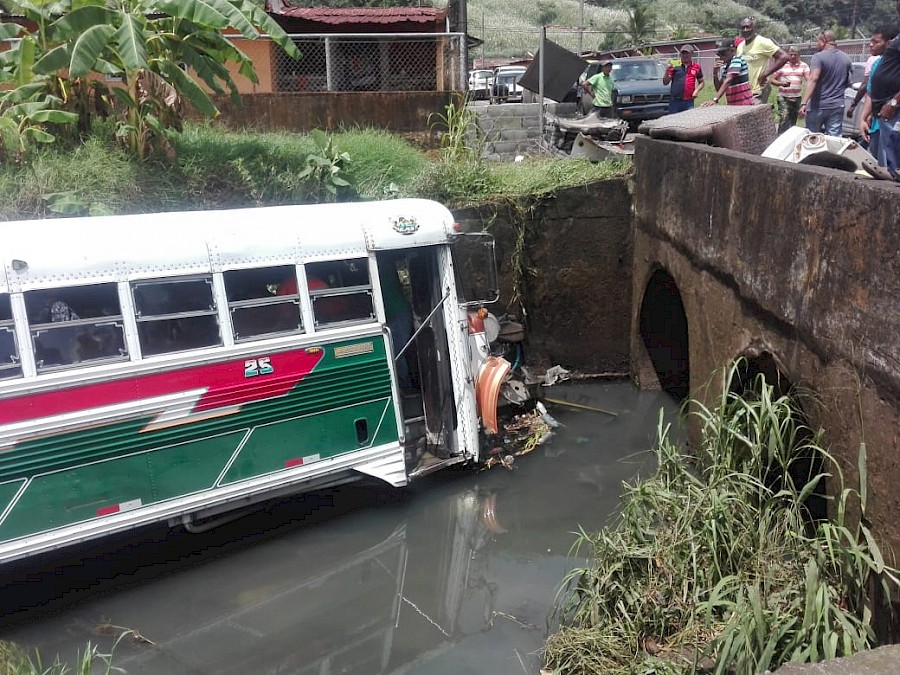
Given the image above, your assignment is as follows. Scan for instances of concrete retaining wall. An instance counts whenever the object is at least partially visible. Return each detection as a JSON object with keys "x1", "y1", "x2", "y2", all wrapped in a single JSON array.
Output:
[{"x1": 453, "y1": 180, "x2": 633, "y2": 374}]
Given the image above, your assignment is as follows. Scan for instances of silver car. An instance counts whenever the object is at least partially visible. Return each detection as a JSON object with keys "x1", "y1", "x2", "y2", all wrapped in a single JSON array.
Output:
[{"x1": 842, "y1": 61, "x2": 867, "y2": 138}]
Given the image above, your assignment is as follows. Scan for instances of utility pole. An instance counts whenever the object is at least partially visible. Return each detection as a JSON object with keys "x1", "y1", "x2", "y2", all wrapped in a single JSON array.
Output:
[{"x1": 578, "y1": 0, "x2": 585, "y2": 55}]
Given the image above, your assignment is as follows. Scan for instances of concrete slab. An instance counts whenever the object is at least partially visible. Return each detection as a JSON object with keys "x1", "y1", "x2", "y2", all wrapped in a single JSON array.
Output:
[{"x1": 768, "y1": 645, "x2": 900, "y2": 674}]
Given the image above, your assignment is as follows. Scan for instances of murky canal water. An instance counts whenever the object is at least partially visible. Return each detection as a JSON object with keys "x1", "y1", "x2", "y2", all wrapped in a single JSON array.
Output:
[{"x1": 0, "y1": 382, "x2": 678, "y2": 674}]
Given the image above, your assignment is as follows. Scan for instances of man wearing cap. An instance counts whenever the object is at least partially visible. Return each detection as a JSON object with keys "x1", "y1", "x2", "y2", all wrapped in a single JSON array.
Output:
[
  {"x1": 735, "y1": 16, "x2": 789, "y2": 103},
  {"x1": 703, "y1": 40, "x2": 754, "y2": 107},
  {"x1": 582, "y1": 60, "x2": 616, "y2": 117},
  {"x1": 663, "y1": 45, "x2": 705, "y2": 113}
]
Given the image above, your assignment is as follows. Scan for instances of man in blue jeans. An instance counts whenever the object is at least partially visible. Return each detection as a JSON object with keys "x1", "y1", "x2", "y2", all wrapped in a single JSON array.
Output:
[
  {"x1": 663, "y1": 45, "x2": 705, "y2": 113},
  {"x1": 799, "y1": 30, "x2": 851, "y2": 135},
  {"x1": 868, "y1": 0, "x2": 900, "y2": 178}
]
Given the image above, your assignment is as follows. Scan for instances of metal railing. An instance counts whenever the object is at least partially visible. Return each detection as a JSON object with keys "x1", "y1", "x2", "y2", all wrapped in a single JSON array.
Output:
[{"x1": 272, "y1": 32, "x2": 465, "y2": 93}]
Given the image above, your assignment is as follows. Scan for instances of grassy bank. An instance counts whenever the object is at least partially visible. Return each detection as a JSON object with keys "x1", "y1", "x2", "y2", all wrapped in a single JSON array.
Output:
[
  {"x1": 0, "y1": 123, "x2": 630, "y2": 221},
  {"x1": 544, "y1": 363, "x2": 898, "y2": 674}
]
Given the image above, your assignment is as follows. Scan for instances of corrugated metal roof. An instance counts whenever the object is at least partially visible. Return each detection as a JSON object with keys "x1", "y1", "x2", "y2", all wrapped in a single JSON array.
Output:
[{"x1": 269, "y1": 6, "x2": 446, "y2": 25}]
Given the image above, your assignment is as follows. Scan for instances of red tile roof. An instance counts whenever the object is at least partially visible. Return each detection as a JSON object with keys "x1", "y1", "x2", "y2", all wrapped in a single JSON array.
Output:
[{"x1": 268, "y1": 6, "x2": 446, "y2": 25}]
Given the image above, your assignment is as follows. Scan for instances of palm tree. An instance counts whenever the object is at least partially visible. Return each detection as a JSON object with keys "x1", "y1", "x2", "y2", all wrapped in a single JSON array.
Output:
[{"x1": 618, "y1": 2, "x2": 657, "y2": 48}]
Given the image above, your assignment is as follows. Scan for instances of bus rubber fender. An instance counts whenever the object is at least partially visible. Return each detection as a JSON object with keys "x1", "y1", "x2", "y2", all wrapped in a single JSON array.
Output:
[{"x1": 475, "y1": 355, "x2": 512, "y2": 435}]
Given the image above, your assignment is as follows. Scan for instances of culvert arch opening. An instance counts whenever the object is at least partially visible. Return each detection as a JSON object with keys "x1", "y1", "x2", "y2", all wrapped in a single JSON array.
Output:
[
  {"x1": 727, "y1": 353, "x2": 828, "y2": 525},
  {"x1": 639, "y1": 268, "x2": 690, "y2": 403}
]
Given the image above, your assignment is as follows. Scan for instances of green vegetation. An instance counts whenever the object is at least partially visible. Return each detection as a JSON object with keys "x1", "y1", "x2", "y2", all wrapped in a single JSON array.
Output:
[
  {"x1": 0, "y1": 120, "x2": 628, "y2": 220},
  {"x1": 0, "y1": 0, "x2": 298, "y2": 160},
  {"x1": 0, "y1": 633, "x2": 130, "y2": 675},
  {"x1": 461, "y1": 0, "x2": 898, "y2": 59},
  {"x1": 545, "y1": 362, "x2": 898, "y2": 674}
]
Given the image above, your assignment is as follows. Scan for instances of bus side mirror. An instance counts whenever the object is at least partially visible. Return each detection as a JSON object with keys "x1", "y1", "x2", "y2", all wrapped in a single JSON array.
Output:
[{"x1": 450, "y1": 232, "x2": 500, "y2": 307}]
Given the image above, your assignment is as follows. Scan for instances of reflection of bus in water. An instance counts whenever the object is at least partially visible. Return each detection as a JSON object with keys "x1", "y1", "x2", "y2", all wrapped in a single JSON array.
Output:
[
  {"x1": 31, "y1": 488, "x2": 506, "y2": 675},
  {"x1": 0, "y1": 199, "x2": 521, "y2": 564}
]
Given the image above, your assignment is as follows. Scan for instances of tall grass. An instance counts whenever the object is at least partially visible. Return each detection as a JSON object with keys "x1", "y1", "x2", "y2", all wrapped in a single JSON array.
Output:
[
  {"x1": 0, "y1": 634, "x2": 128, "y2": 675},
  {"x1": 544, "y1": 361, "x2": 898, "y2": 674}
]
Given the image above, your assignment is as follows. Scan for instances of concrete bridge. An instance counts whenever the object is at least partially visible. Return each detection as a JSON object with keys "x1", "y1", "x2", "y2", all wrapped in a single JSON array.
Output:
[{"x1": 458, "y1": 136, "x2": 900, "y2": 560}]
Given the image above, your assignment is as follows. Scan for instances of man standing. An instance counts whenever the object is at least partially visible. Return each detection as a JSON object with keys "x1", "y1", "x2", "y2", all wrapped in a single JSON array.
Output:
[
  {"x1": 868, "y1": 0, "x2": 900, "y2": 178},
  {"x1": 859, "y1": 27, "x2": 899, "y2": 163},
  {"x1": 663, "y1": 45, "x2": 704, "y2": 113},
  {"x1": 583, "y1": 60, "x2": 615, "y2": 117},
  {"x1": 799, "y1": 31, "x2": 852, "y2": 136},
  {"x1": 736, "y1": 17, "x2": 789, "y2": 103},
  {"x1": 771, "y1": 47, "x2": 809, "y2": 133},
  {"x1": 702, "y1": 40, "x2": 754, "y2": 107}
]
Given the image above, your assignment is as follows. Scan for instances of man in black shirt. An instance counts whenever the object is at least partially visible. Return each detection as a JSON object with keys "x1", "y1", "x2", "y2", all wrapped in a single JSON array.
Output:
[{"x1": 869, "y1": 0, "x2": 900, "y2": 177}]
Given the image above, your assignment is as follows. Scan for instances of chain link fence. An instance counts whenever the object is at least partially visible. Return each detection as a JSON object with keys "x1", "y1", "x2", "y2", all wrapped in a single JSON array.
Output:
[{"x1": 271, "y1": 33, "x2": 464, "y2": 93}]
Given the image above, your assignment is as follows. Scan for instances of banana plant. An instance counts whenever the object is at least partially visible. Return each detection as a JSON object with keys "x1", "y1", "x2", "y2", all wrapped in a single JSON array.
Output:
[{"x1": 2, "y1": 0, "x2": 300, "y2": 160}]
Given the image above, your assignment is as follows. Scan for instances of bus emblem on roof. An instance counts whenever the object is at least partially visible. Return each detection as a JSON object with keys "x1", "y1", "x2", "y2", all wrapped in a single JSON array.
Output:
[{"x1": 391, "y1": 216, "x2": 418, "y2": 235}]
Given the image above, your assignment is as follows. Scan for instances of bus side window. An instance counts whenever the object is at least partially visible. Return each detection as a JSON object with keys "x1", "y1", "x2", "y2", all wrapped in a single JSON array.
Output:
[
  {"x1": 305, "y1": 258, "x2": 376, "y2": 329},
  {"x1": 0, "y1": 294, "x2": 22, "y2": 380},
  {"x1": 132, "y1": 277, "x2": 221, "y2": 357},
  {"x1": 24, "y1": 284, "x2": 127, "y2": 373},
  {"x1": 223, "y1": 265, "x2": 303, "y2": 341}
]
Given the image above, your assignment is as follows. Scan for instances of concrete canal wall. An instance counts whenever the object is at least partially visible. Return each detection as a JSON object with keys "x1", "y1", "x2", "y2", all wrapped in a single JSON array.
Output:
[{"x1": 454, "y1": 179, "x2": 633, "y2": 375}]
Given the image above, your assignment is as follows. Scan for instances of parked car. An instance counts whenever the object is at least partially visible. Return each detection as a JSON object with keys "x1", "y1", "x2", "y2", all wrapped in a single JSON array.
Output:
[
  {"x1": 576, "y1": 57, "x2": 670, "y2": 124},
  {"x1": 468, "y1": 69, "x2": 494, "y2": 101},
  {"x1": 492, "y1": 66, "x2": 527, "y2": 103},
  {"x1": 842, "y1": 61, "x2": 868, "y2": 138}
]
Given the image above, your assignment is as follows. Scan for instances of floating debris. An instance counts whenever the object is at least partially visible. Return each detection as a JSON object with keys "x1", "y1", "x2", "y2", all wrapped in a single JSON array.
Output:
[{"x1": 482, "y1": 407, "x2": 554, "y2": 470}]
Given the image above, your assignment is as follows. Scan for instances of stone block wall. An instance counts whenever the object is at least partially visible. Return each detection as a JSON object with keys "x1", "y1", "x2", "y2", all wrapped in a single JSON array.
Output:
[{"x1": 468, "y1": 103, "x2": 545, "y2": 160}]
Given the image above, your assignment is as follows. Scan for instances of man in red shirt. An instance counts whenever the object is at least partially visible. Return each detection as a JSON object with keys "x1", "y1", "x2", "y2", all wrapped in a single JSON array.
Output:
[{"x1": 663, "y1": 45, "x2": 705, "y2": 114}]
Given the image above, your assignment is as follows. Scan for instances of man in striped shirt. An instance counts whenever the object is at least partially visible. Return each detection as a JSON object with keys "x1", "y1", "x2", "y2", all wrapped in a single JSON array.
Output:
[
  {"x1": 703, "y1": 40, "x2": 754, "y2": 107},
  {"x1": 771, "y1": 47, "x2": 810, "y2": 133}
]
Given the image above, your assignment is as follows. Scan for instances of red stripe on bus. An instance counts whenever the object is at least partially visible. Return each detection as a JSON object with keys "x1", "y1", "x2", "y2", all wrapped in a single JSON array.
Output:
[
  {"x1": 285, "y1": 458, "x2": 304, "y2": 468},
  {"x1": 0, "y1": 349, "x2": 324, "y2": 426},
  {"x1": 96, "y1": 504, "x2": 121, "y2": 517}
]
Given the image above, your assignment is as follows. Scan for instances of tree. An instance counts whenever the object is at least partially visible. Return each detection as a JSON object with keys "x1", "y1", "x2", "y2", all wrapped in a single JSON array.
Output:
[
  {"x1": 617, "y1": 2, "x2": 657, "y2": 48},
  {"x1": 0, "y1": 0, "x2": 300, "y2": 160}
]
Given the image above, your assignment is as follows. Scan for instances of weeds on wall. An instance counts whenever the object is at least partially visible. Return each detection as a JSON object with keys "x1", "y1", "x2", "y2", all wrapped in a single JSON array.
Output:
[
  {"x1": 415, "y1": 96, "x2": 496, "y2": 203},
  {"x1": 544, "y1": 360, "x2": 899, "y2": 674}
]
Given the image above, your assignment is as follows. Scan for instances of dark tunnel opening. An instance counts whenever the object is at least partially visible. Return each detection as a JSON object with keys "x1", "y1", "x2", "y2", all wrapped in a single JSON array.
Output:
[
  {"x1": 728, "y1": 353, "x2": 828, "y2": 525},
  {"x1": 639, "y1": 269, "x2": 690, "y2": 403}
]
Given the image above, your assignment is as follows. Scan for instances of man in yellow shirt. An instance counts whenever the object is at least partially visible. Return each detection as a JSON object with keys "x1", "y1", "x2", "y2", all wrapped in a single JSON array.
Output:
[{"x1": 735, "y1": 17, "x2": 789, "y2": 103}]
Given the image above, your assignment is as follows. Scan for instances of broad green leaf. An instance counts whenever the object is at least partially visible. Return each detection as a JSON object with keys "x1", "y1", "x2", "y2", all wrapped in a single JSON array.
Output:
[
  {"x1": 22, "y1": 127, "x2": 55, "y2": 143},
  {"x1": 239, "y1": 0, "x2": 300, "y2": 60},
  {"x1": 193, "y1": 0, "x2": 259, "y2": 39},
  {"x1": 0, "y1": 24, "x2": 22, "y2": 41},
  {"x1": 16, "y1": 36, "x2": 36, "y2": 86},
  {"x1": 0, "y1": 82, "x2": 49, "y2": 104},
  {"x1": 114, "y1": 13, "x2": 148, "y2": 72},
  {"x1": 177, "y1": 45, "x2": 229, "y2": 94},
  {"x1": 33, "y1": 43, "x2": 72, "y2": 74},
  {"x1": 69, "y1": 24, "x2": 115, "y2": 77},
  {"x1": 155, "y1": 60, "x2": 217, "y2": 117},
  {"x1": 51, "y1": 6, "x2": 119, "y2": 40},
  {"x1": 43, "y1": 191, "x2": 89, "y2": 215},
  {"x1": 153, "y1": 0, "x2": 230, "y2": 30},
  {"x1": 27, "y1": 109, "x2": 78, "y2": 124}
]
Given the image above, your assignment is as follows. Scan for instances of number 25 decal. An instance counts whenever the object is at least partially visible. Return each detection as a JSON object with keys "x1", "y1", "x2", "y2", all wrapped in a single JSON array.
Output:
[{"x1": 244, "y1": 357, "x2": 274, "y2": 378}]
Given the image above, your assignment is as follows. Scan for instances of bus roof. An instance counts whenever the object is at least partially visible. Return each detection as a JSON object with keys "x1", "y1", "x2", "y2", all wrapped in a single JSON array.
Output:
[{"x1": 1, "y1": 199, "x2": 456, "y2": 291}]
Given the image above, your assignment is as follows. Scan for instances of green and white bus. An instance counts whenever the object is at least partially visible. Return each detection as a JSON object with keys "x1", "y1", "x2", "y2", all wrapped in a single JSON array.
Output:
[{"x1": 0, "y1": 199, "x2": 515, "y2": 564}]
